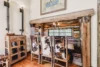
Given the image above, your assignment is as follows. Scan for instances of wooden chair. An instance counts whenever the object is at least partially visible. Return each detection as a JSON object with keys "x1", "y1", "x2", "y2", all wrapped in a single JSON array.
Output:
[{"x1": 0, "y1": 55, "x2": 8, "y2": 67}]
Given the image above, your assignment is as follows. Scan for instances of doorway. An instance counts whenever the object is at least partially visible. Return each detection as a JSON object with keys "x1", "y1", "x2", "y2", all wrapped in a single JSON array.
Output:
[
  {"x1": 30, "y1": 9, "x2": 94, "y2": 67},
  {"x1": 30, "y1": 19, "x2": 89, "y2": 67}
]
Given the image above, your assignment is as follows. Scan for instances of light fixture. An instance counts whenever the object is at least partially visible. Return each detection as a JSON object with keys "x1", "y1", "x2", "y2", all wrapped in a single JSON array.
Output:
[
  {"x1": 20, "y1": 7, "x2": 24, "y2": 35},
  {"x1": 4, "y1": 0, "x2": 9, "y2": 8},
  {"x1": 57, "y1": 23, "x2": 60, "y2": 26},
  {"x1": 53, "y1": 22, "x2": 56, "y2": 26},
  {"x1": 4, "y1": 0, "x2": 10, "y2": 32},
  {"x1": 20, "y1": 7, "x2": 24, "y2": 13}
]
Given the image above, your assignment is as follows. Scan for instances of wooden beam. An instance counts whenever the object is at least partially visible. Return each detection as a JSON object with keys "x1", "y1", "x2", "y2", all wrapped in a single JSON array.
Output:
[
  {"x1": 86, "y1": 22, "x2": 91, "y2": 67},
  {"x1": 30, "y1": 9, "x2": 94, "y2": 24},
  {"x1": 81, "y1": 22, "x2": 87, "y2": 67},
  {"x1": 81, "y1": 16, "x2": 91, "y2": 67}
]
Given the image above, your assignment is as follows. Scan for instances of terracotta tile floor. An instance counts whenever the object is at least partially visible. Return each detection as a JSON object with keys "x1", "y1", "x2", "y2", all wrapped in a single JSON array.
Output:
[{"x1": 12, "y1": 54, "x2": 79, "y2": 67}]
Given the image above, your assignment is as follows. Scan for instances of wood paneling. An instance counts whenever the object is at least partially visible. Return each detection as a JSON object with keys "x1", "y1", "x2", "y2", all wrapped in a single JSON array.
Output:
[{"x1": 30, "y1": 9, "x2": 94, "y2": 24}]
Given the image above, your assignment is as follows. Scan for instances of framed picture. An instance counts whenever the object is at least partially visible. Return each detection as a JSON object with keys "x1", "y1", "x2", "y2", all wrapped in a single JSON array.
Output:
[{"x1": 40, "y1": 0, "x2": 66, "y2": 15}]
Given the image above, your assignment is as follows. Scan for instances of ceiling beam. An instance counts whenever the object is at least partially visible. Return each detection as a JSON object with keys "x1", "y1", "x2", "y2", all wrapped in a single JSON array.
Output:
[{"x1": 30, "y1": 9, "x2": 94, "y2": 24}]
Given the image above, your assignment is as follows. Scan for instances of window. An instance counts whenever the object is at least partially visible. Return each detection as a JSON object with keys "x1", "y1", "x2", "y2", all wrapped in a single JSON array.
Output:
[{"x1": 49, "y1": 28, "x2": 72, "y2": 36}]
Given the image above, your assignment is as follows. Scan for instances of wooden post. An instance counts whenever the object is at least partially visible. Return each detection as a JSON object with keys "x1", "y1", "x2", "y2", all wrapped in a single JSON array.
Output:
[
  {"x1": 65, "y1": 37, "x2": 68, "y2": 67},
  {"x1": 51, "y1": 36, "x2": 55, "y2": 67},
  {"x1": 41, "y1": 23, "x2": 45, "y2": 36},
  {"x1": 38, "y1": 33, "x2": 41, "y2": 64},
  {"x1": 80, "y1": 17, "x2": 86, "y2": 67},
  {"x1": 80, "y1": 16, "x2": 91, "y2": 67},
  {"x1": 85, "y1": 16, "x2": 91, "y2": 67}
]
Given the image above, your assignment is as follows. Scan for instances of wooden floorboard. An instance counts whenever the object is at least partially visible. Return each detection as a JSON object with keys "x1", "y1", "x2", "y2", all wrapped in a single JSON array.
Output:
[{"x1": 12, "y1": 54, "x2": 80, "y2": 67}]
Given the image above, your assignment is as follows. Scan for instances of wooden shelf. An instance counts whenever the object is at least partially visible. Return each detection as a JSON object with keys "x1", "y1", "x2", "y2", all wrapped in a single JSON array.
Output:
[
  {"x1": 20, "y1": 45, "x2": 25, "y2": 46},
  {"x1": 20, "y1": 50, "x2": 26, "y2": 52},
  {"x1": 11, "y1": 59, "x2": 19, "y2": 64},
  {"x1": 5, "y1": 35, "x2": 27, "y2": 65},
  {"x1": 11, "y1": 46, "x2": 18, "y2": 49},
  {"x1": 20, "y1": 56, "x2": 26, "y2": 59},
  {"x1": 11, "y1": 53, "x2": 18, "y2": 56}
]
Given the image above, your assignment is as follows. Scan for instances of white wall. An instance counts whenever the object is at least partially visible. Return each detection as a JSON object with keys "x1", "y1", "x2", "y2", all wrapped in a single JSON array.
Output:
[
  {"x1": 9, "y1": 0, "x2": 31, "y2": 51},
  {"x1": 0, "y1": 0, "x2": 31, "y2": 54},
  {"x1": 0, "y1": 0, "x2": 7, "y2": 54},
  {"x1": 30, "y1": 0, "x2": 97, "y2": 67}
]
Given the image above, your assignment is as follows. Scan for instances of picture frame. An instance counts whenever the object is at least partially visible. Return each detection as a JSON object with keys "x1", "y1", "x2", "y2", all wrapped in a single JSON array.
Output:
[{"x1": 40, "y1": 0, "x2": 66, "y2": 15}]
